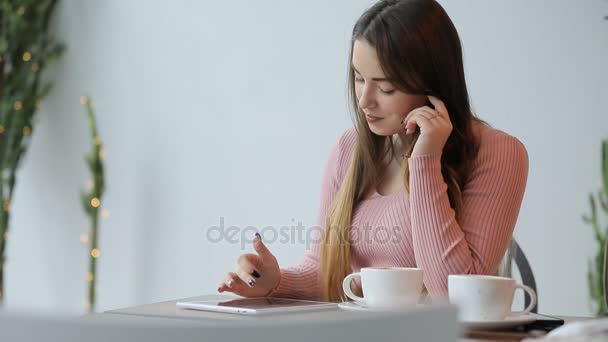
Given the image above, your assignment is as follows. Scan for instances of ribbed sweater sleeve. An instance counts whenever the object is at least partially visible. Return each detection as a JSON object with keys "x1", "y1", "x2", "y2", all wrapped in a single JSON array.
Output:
[
  {"x1": 270, "y1": 129, "x2": 357, "y2": 299},
  {"x1": 408, "y1": 132, "x2": 528, "y2": 299}
]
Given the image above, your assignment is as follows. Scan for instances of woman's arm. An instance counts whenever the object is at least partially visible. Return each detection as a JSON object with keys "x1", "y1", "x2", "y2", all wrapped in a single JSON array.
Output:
[
  {"x1": 269, "y1": 129, "x2": 356, "y2": 299},
  {"x1": 408, "y1": 132, "x2": 529, "y2": 298}
]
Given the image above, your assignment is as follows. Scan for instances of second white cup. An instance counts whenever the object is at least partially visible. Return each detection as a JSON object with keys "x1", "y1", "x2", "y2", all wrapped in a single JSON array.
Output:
[
  {"x1": 448, "y1": 275, "x2": 537, "y2": 321},
  {"x1": 342, "y1": 267, "x2": 424, "y2": 309}
]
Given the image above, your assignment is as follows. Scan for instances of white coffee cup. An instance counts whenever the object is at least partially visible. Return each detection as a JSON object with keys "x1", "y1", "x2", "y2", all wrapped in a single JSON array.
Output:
[
  {"x1": 342, "y1": 267, "x2": 423, "y2": 309},
  {"x1": 448, "y1": 275, "x2": 537, "y2": 321}
]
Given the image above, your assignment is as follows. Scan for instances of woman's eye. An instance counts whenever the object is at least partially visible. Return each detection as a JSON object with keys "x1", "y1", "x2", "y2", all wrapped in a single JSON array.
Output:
[{"x1": 354, "y1": 75, "x2": 394, "y2": 94}]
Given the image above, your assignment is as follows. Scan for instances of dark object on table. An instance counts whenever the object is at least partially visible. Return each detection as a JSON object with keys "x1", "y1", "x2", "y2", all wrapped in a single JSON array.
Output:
[{"x1": 465, "y1": 313, "x2": 564, "y2": 341}]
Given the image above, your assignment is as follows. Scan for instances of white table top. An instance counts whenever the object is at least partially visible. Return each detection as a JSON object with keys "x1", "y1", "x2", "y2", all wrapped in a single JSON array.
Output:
[
  {"x1": 104, "y1": 294, "x2": 389, "y2": 323},
  {"x1": 94, "y1": 294, "x2": 461, "y2": 341},
  {"x1": 99, "y1": 294, "x2": 588, "y2": 342}
]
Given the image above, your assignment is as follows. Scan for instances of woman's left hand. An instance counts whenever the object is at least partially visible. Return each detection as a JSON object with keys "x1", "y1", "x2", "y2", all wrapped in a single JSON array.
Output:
[{"x1": 402, "y1": 95, "x2": 452, "y2": 157}]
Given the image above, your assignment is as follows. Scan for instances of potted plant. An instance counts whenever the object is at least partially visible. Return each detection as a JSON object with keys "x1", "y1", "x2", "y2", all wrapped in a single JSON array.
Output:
[
  {"x1": 0, "y1": 0, "x2": 64, "y2": 304},
  {"x1": 583, "y1": 140, "x2": 608, "y2": 316}
]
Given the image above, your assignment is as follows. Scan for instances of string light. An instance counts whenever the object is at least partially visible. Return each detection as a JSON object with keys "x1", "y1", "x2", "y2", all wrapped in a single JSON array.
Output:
[
  {"x1": 91, "y1": 248, "x2": 100, "y2": 258},
  {"x1": 80, "y1": 233, "x2": 89, "y2": 244},
  {"x1": 22, "y1": 52, "x2": 31, "y2": 62},
  {"x1": 90, "y1": 198, "x2": 100, "y2": 208},
  {"x1": 22, "y1": 127, "x2": 31, "y2": 136},
  {"x1": 14, "y1": 101, "x2": 22, "y2": 111},
  {"x1": 82, "y1": 96, "x2": 105, "y2": 313}
]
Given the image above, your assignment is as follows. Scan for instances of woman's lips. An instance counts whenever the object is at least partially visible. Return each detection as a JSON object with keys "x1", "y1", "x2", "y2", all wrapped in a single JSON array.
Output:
[{"x1": 366, "y1": 115, "x2": 383, "y2": 123}]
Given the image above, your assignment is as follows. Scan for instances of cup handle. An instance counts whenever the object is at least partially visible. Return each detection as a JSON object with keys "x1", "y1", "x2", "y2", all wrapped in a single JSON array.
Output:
[
  {"x1": 342, "y1": 272, "x2": 364, "y2": 302},
  {"x1": 510, "y1": 284, "x2": 537, "y2": 316}
]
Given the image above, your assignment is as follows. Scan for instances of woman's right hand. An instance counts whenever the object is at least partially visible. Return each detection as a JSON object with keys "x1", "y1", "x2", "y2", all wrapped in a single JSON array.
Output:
[{"x1": 217, "y1": 233, "x2": 281, "y2": 297}]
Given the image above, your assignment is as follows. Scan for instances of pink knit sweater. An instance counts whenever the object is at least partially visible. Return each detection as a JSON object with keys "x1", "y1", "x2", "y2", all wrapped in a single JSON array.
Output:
[{"x1": 271, "y1": 124, "x2": 528, "y2": 300}]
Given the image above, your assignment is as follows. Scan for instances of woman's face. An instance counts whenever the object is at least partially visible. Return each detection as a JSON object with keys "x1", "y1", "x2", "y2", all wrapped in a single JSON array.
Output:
[{"x1": 352, "y1": 39, "x2": 427, "y2": 136}]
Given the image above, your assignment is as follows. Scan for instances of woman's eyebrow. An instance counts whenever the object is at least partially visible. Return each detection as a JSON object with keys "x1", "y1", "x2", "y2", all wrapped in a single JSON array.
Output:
[{"x1": 351, "y1": 65, "x2": 391, "y2": 82}]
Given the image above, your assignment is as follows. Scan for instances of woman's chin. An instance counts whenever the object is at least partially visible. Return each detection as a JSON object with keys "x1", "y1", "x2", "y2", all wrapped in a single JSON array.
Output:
[{"x1": 368, "y1": 124, "x2": 402, "y2": 137}]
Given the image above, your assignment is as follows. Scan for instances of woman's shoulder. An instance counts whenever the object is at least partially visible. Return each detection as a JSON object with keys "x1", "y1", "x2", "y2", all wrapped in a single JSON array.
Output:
[
  {"x1": 337, "y1": 127, "x2": 359, "y2": 149},
  {"x1": 329, "y1": 127, "x2": 358, "y2": 160},
  {"x1": 473, "y1": 122, "x2": 528, "y2": 166},
  {"x1": 325, "y1": 127, "x2": 358, "y2": 181}
]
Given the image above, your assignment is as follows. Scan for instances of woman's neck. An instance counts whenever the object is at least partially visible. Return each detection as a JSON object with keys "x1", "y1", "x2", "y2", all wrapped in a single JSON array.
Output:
[{"x1": 390, "y1": 132, "x2": 409, "y2": 163}]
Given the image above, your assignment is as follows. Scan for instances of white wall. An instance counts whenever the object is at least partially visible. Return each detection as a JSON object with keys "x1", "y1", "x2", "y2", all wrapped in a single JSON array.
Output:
[{"x1": 4, "y1": 0, "x2": 608, "y2": 317}]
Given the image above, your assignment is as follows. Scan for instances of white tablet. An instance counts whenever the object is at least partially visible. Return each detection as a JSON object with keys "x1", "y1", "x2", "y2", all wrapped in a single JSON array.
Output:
[{"x1": 176, "y1": 297, "x2": 338, "y2": 315}]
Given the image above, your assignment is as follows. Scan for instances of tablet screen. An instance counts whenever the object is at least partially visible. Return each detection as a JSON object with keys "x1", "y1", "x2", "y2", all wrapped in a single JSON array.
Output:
[
  {"x1": 215, "y1": 297, "x2": 329, "y2": 309},
  {"x1": 176, "y1": 297, "x2": 338, "y2": 314}
]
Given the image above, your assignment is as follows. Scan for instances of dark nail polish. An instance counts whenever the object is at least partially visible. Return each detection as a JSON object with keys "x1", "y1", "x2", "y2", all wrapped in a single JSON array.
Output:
[
  {"x1": 252, "y1": 270, "x2": 261, "y2": 278},
  {"x1": 217, "y1": 287, "x2": 222, "y2": 292},
  {"x1": 255, "y1": 232, "x2": 261, "y2": 240},
  {"x1": 248, "y1": 279, "x2": 256, "y2": 287}
]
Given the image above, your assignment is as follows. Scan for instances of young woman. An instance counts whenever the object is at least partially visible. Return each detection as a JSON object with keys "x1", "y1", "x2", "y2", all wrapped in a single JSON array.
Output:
[{"x1": 217, "y1": 0, "x2": 528, "y2": 302}]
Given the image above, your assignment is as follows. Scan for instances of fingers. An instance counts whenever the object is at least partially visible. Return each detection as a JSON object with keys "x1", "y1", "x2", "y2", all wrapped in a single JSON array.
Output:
[
  {"x1": 403, "y1": 106, "x2": 440, "y2": 133},
  {"x1": 428, "y1": 95, "x2": 448, "y2": 115},
  {"x1": 237, "y1": 253, "x2": 262, "y2": 279},
  {"x1": 402, "y1": 106, "x2": 436, "y2": 123},
  {"x1": 217, "y1": 233, "x2": 278, "y2": 296},
  {"x1": 235, "y1": 266, "x2": 258, "y2": 288},
  {"x1": 403, "y1": 102, "x2": 450, "y2": 134},
  {"x1": 217, "y1": 272, "x2": 247, "y2": 294},
  {"x1": 405, "y1": 115, "x2": 429, "y2": 134},
  {"x1": 253, "y1": 233, "x2": 275, "y2": 263},
  {"x1": 416, "y1": 107, "x2": 441, "y2": 121},
  {"x1": 402, "y1": 109, "x2": 418, "y2": 133},
  {"x1": 219, "y1": 272, "x2": 236, "y2": 290}
]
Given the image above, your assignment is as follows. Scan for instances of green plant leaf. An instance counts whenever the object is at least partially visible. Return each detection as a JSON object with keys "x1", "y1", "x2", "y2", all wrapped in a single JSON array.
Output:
[
  {"x1": 603, "y1": 140, "x2": 608, "y2": 203},
  {"x1": 583, "y1": 214, "x2": 592, "y2": 224},
  {"x1": 80, "y1": 190, "x2": 92, "y2": 216},
  {"x1": 600, "y1": 191, "x2": 608, "y2": 214},
  {"x1": 0, "y1": 38, "x2": 8, "y2": 54}
]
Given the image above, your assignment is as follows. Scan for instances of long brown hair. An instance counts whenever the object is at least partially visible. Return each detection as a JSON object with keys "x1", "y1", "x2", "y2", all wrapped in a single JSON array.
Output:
[{"x1": 320, "y1": 0, "x2": 484, "y2": 302}]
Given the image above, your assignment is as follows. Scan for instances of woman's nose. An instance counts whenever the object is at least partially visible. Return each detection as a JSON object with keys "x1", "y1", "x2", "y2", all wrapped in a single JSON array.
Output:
[{"x1": 358, "y1": 87, "x2": 376, "y2": 110}]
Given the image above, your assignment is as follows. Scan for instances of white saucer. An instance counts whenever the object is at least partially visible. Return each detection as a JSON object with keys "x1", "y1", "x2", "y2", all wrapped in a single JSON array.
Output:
[
  {"x1": 338, "y1": 301, "x2": 372, "y2": 312},
  {"x1": 337, "y1": 301, "x2": 423, "y2": 312},
  {"x1": 461, "y1": 314, "x2": 536, "y2": 330},
  {"x1": 339, "y1": 302, "x2": 536, "y2": 329}
]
